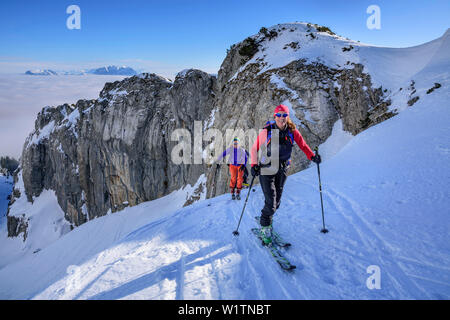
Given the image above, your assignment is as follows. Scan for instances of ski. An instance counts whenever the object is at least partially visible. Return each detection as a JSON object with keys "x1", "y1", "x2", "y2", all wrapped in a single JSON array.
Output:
[
  {"x1": 254, "y1": 216, "x2": 291, "y2": 248},
  {"x1": 251, "y1": 228, "x2": 296, "y2": 271}
]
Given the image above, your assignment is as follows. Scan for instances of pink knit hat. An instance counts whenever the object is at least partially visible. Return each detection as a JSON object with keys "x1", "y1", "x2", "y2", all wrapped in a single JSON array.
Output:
[{"x1": 273, "y1": 104, "x2": 289, "y2": 115}]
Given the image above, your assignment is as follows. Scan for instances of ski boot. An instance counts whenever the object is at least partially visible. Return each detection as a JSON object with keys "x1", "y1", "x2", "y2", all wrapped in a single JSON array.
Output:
[
  {"x1": 236, "y1": 191, "x2": 241, "y2": 200},
  {"x1": 260, "y1": 225, "x2": 273, "y2": 246},
  {"x1": 231, "y1": 193, "x2": 236, "y2": 200}
]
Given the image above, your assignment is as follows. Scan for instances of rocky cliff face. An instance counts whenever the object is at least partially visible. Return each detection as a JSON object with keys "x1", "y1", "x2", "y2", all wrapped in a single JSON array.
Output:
[
  {"x1": 8, "y1": 22, "x2": 396, "y2": 238},
  {"x1": 8, "y1": 71, "x2": 215, "y2": 236}
]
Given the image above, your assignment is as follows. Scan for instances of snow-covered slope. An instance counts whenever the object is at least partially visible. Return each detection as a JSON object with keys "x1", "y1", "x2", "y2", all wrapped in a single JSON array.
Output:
[
  {"x1": 0, "y1": 171, "x2": 207, "y2": 269},
  {"x1": 0, "y1": 171, "x2": 71, "y2": 268},
  {"x1": 0, "y1": 78, "x2": 448, "y2": 298},
  {"x1": 243, "y1": 23, "x2": 449, "y2": 88},
  {"x1": 233, "y1": 23, "x2": 448, "y2": 113}
]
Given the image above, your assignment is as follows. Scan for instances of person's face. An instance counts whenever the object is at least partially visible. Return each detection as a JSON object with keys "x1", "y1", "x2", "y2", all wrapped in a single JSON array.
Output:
[
  {"x1": 233, "y1": 141, "x2": 239, "y2": 148},
  {"x1": 274, "y1": 111, "x2": 288, "y2": 129}
]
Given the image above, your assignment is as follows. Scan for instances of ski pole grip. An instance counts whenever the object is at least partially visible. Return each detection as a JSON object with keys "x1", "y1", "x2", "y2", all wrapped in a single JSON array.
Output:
[{"x1": 314, "y1": 146, "x2": 319, "y2": 156}]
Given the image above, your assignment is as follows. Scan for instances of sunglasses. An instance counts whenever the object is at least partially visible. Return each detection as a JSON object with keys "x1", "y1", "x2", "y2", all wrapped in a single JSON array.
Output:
[{"x1": 275, "y1": 113, "x2": 288, "y2": 118}]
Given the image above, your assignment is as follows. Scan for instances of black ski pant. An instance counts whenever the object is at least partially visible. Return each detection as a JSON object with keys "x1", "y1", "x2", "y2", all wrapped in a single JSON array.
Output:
[{"x1": 259, "y1": 166, "x2": 288, "y2": 227}]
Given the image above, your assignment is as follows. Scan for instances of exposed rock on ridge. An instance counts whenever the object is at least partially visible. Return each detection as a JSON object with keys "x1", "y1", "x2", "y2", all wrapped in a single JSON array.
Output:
[{"x1": 10, "y1": 70, "x2": 215, "y2": 235}]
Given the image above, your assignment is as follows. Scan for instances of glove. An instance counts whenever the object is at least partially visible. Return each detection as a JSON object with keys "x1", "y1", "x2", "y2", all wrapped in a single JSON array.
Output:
[
  {"x1": 311, "y1": 154, "x2": 321, "y2": 164},
  {"x1": 216, "y1": 163, "x2": 220, "y2": 169},
  {"x1": 251, "y1": 165, "x2": 260, "y2": 177},
  {"x1": 239, "y1": 164, "x2": 245, "y2": 172}
]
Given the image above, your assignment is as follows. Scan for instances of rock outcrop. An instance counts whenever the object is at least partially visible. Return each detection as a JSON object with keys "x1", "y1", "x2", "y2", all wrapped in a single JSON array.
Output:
[{"x1": 9, "y1": 71, "x2": 215, "y2": 235}]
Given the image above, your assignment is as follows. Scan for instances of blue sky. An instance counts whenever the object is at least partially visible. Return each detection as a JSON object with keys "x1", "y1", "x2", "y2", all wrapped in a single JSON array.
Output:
[{"x1": 0, "y1": 0, "x2": 448, "y2": 77}]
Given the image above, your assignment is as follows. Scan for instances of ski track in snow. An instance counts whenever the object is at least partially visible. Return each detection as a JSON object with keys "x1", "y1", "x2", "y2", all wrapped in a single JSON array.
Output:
[
  {"x1": 2, "y1": 149, "x2": 449, "y2": 300},
  {"x1": 327, "y1": 186, "x2": 432, "y2": 299},
  {"x1": 5, "y1": 165, "x2": 445, "y2": 300},
  {"x1": 1, "y1": 163, "x2": 449, "y2": 299},
  {"x1": 317, "y1": 185, "x2": 428, "y2": 299}
]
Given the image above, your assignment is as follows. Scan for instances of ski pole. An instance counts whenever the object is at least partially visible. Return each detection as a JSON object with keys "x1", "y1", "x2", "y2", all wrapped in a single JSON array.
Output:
[
  {"x1": 314, "y1": 146, "x2": 329, "y2": 234},
  {"x1": 232, "y1": 174, "x2": 256, "y2": 236}
]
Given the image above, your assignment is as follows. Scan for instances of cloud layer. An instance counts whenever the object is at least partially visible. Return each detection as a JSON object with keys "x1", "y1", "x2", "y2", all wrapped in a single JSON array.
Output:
[{"x1": 0, "y1": 74, "x2": 128, "y2": 159}]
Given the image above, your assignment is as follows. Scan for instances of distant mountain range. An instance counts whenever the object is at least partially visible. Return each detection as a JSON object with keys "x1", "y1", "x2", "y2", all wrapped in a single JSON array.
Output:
[
  {"x1": 88, "y1": 66, "x2": 137, "y2": 75},
  {"x1": 25, "y1": 66, "x2": 138, "y2": 76},
  {"x1": 25, "y1": 69, "x2": 58, "y2": 76}
]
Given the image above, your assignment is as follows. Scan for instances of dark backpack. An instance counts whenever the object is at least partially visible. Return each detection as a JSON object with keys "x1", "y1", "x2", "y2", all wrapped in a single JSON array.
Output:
[
  {"x1": 260, "y1": 120, "x2": 294, "y2": 166},
  {"x1": 263, "y1": 120, "x2": 294, "y2": 146}
]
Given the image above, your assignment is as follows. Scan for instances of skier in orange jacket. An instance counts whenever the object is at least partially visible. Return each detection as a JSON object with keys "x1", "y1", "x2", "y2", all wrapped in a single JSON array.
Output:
[{"x1": 217, "y1": 137, "x2": 249, "y2": 200}]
